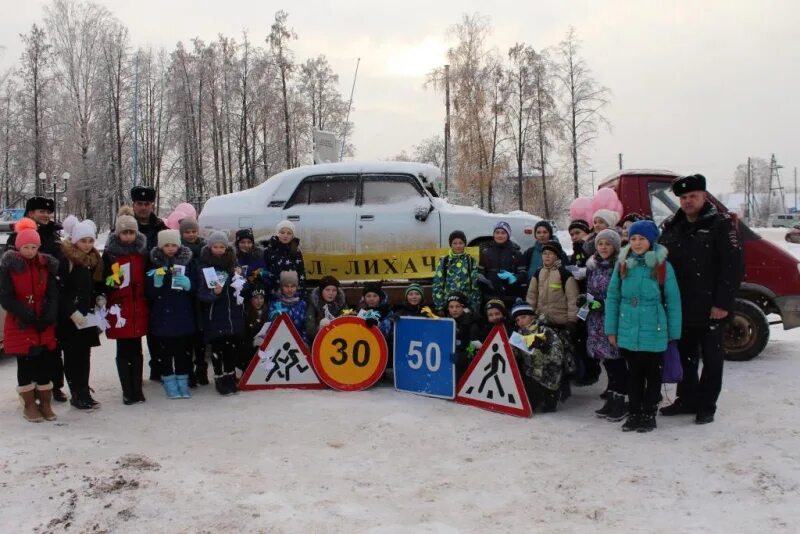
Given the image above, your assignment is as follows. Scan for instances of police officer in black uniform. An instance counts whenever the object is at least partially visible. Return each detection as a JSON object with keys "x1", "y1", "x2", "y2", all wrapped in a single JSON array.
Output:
[{"x1": 659, "y1": 174, "x2": 744, "y2": 424}]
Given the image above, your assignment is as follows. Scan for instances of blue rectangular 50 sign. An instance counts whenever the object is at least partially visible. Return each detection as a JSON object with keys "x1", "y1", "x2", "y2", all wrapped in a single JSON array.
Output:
[{"x1": 393, "y1": 317, "x2": 456, "y2": 399}]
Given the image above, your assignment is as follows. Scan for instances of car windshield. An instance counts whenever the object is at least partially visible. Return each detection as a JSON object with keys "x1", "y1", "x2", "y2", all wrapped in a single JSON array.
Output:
[{"x1": 648, "y1": 181, "x2": 680, "y2": 225}]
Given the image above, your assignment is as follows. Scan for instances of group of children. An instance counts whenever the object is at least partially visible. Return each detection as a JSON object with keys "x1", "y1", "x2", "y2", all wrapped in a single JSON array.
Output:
[{"x1": 2, "y1": 203, "x2": 681, "y2": 433}]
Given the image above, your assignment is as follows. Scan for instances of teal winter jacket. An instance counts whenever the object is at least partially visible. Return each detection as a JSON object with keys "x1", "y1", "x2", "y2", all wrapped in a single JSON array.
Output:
[{"x1": 604, "y1": 244, "x2": 682, "y2": 353}]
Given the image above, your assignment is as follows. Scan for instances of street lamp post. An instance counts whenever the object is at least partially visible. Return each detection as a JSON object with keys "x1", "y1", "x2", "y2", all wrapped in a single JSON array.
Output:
[{"x1": 38, "y1": 172, "x2": 70, "y2": 221}]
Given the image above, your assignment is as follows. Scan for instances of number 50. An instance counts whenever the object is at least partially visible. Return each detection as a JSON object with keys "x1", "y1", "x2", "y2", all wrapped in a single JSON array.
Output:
[{"x1": 407, "y1": 341, "x2": 441, "y2": 372}]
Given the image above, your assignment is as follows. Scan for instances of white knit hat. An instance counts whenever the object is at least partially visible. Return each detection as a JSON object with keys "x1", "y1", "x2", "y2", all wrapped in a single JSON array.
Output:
[
  {"x1": 593, "y1": 209, "x2": 621, "y2": 228},
  {"x1": 62, "y1": 215, "x2": 79, "y2": 237},
  {"x1": 276, "y1": 219, "x2": 295, "y2": 234},
  {"x1": 70, "y1": 220, "x2": 97, "y2": 244}
]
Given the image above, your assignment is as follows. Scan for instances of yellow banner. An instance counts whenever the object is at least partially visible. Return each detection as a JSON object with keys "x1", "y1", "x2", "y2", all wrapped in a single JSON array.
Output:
[{"x1": 305, "y1": 247, "x2": 480, "y2": 281}]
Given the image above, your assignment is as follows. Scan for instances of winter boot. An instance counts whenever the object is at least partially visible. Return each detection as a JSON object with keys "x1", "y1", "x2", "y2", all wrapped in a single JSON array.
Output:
[
  {"x1": 695, "y1": 410, "x2": 715, "y2": 425},
  {"x1": 36, "y1": 383, "x2": 58, "y2": 421},
  {"x1": 161, "y1": 375, "x2": 181, "y2": 399},
  {"x1": 70, "y1": 388, "x2": 94, "y2": 410},
  {"x1": 188, "y1": 371, "x2": 197, "y2": 389},
  {"x1": 52, "y1": 387, "x2": 68, "y2": 403},
  {"x1": 622, "y1": 412, "x2": 641, "y2": 432},
  {"x1": 196, "y1": 368, "x2": 209, "y2": 386},
  {"x1": 214, "y1": 375, "x2": 228, "y2": 396},
  {"x1": 225, "y1": 372, "x2": 239, "y2": 395},
  {"x1": 132, "y1": 355, "x2": 146, "y2": 403},
  {"x1": 176, "y1": 375, "x2": 191, "y2": 399},
  {"x1": 594, "y1": 396, "x2": 614, "y2": 418},
  {"x1": 605, "y1": 393, "x2": 629, "y2": 422},
  {"x1": 659, "y1": 397, "x2": 696, "y2": 416},
  {"x1": 599, "y1": 387, "x2": 610, "y2": 400},
  {"x1": 637, "y1": 408, "x2": 657, "y2": 433},
  {"x1": 86, "y1": 387, "x2": 100, "y2": 408},
  {"x1": 116, "y1": 354, "x2": 136, "y2": 405},
  {"x1": 18, "y1": 385, "x2": 43, "y2": 423}
]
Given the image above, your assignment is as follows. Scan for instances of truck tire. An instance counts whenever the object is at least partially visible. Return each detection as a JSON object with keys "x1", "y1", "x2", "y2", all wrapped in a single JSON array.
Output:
[{"x1": 724, "y1": 298, "x2": 770, "y2": 361}]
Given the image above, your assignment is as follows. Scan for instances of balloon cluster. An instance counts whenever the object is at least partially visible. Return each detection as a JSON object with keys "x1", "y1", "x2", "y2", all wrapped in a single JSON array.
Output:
[
  {"x1": 165, "y1": 202, "x2": 198, "y2": 230},
  {"x1": 569, "y1": 188, "x2": 623, "y2": 226}
]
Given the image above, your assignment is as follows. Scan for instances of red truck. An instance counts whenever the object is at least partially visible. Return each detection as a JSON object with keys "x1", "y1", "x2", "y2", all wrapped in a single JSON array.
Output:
[{"x1": 600, "y1": 169, "x2": 800, "y2": 361}]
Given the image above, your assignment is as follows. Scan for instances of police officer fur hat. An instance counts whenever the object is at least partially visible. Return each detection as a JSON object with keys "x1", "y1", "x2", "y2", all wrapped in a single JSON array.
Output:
[
  {"x1": 25, "y1": 196, "x2": 55, "y2": 214},
  {"x1": 130, "y1": 185, "x2": 157, "y2": 202},
  {"x1": 671, "y1": 174, "x2": 706, "y2": 196}
]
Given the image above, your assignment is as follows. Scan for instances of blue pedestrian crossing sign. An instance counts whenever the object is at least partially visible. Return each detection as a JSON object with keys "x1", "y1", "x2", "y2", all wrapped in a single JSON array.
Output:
[{"x1": 393, "y1": 317, "x2": 456, "y2": 399}]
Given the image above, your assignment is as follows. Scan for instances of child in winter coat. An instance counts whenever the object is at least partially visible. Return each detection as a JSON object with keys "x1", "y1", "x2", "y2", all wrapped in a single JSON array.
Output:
[
  {"x1": 393, "y1": 283, "x2": 430, "y2": 318},
  {"x1": 357, "y1": 281, "x2": 393, "y2": 339},
  {"x1": 145, "y1": 230, "x2": 196, "y2": 399},
  {"x1": 267, "y1": 270, "x2": 309, "y2": 344},
  {"x1": 58, "y1": 219, "x2": 104, "y2": 410},
  {"x1": 262, "y1": 220, "x2": 306, "y2": 295},
  {"x1": 305, "y1": 275, "x2": 347, "y2": 341},
  {"x1": 476, "y1": 298, "x2": 512, "y2": 341},
  {"x1": 567, "y1": 219, "x2": 592, "y2": 269},
  {"x1": 0, "y1": 218, "x2": 60, "y2": 422},
  {"x1": 523, "y1": 220, "x2": 566, "y2": 278},
  {"x1": 245, "y1": 282, "x2": 269, "y2": 348},
  {"x1": 526, "y1": 240, "x2": 580, "y2": 328},
  {"x1": 583, "y1": 229, "x2": 627, "y2": 421},
  {"x1": 444, "y1": 291, "x2": 482, "y2": 381},
  {"x1": 510, "y1": 302, "x2": 567, "y2": 413},
  {"x1": 235, "y1": 228, "x2": 266, "y2": 277},
  {"x1": 180, "y1": 217, "x2": 209, "y2": 387},
  {"x1": 103, "y1": 207, "x2": 150, "y2": 405},
  {"x1": 195, "y1": 231, "x2": 247, "y2": 396},
  {"x1": 432, "y1": 230, "x2": 481, "y2": 312},
  {"x1": 605, "y1": 220, "x2": 682, "y2": 433},
  {"x1": 566, "y1": 219, "x2": 599, "y2": 387},
  {"x1": 478, "y1": 221, "x2": 527, "y2": 309}
]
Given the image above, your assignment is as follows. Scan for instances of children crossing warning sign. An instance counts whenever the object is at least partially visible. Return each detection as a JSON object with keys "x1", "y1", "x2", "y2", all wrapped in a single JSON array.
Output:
[
  {"x1": 455, "y1": 326, "x2": 531, "y2": 417},
  {"x1": 239, "y1": 314, "x2": 325, "y2": 391}
]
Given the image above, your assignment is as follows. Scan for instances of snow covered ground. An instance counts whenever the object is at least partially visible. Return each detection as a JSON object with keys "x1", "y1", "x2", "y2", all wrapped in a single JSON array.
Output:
[{"x1": 1, "y1": 231, "x2": 799, "y2": 533}]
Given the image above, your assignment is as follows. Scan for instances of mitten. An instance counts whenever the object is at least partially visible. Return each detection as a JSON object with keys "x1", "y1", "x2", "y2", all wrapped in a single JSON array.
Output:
[
  {"x1": 70, "y1": 310, "x2": 88, "y2": 328},
  {"x1": 319, "y1": 318, "x2": 331, "y2": 328},
  {"x1": 476, "y1": 274, "x2": 494, "y2": 291},
  {"x1": 173, "y1": 274, "x2": 191, "y2": 291},
  {"x1": 589, "y1": 299, "x2": 604, "y2": 311},
  {"x1": 497, "y1": 270, "x2": 517, "y2": 285}
]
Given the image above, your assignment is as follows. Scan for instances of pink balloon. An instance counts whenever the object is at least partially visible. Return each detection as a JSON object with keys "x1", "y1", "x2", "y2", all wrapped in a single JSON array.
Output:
[
  {"x1": 174, "y1": 202, "x2": 197, "y2": 220},
  {"x1": 166, "y1": 210, "x2": 188, "y2": 230},
  {"x1": 614, "y1": 199, "x2": 624, "y2": 215},
  {"x1": 570, "y1": 197, "x2": 593, "y2": 223},
  {"x1": 591, "y1": 188, "x2": 620, "y2": 213}
]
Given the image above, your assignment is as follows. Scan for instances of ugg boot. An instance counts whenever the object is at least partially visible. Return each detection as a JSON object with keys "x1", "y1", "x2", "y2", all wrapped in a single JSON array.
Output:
[
  {"x1": 175, "y1": 375, "x2": 191, "y2": 399},
  {"x1": 161, "y1": 375, "x2": 181, "y2": 399},
  {"x1": 605, "y1": 393, "x2": 629, "y2": 422},
  {"x1": 36, "y1": 383, "x2": 58, "y2": 421},
  {"x1": 18, "y1": 385, "x2": 43, "y2": 423}
]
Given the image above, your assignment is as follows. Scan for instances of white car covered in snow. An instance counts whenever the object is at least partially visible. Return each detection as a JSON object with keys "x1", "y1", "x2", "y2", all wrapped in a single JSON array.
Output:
[{"x1": 198, "y1": 161, "x2": 541, "y2": 255}]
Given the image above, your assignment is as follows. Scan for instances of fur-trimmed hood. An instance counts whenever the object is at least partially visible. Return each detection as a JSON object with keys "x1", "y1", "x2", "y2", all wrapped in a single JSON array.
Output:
[
  {"x1": 150, "y1": 245, "x2": 193, "y2": 268},
  {"x1": 618, "y1": 243, "x2": 668, "y2": 270},
  {"x1": 0, "y1": 250, "x2": 59, "y2": 274},
  {"x1": 104, "y1": 232, "x2": 148, "y2": 259},
  {"x1": 586, "y1": 252, "x2": 617, "y2": 271},
  {"x1": 61, "y1": 239, "x2": 102, "y2": 269},
  {"x1": 199, "y1": 244, "x2": 237, "y2": 272},
  {"x1": 310, "y1": 285, "x2": 346, "y2": 311}
]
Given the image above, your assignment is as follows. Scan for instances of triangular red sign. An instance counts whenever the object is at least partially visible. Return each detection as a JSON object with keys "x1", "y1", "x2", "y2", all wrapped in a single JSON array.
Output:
[
  {"x1": 239, "y1": 314, "x2": 325, "y2": 391},
  {"x1": 455, "y1": 326, "x2": 532, "y2": 417}
]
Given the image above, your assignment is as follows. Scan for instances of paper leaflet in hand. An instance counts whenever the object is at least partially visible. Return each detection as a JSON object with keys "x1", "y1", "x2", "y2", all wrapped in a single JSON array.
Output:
[
  {"x1": 509, "y1": 332, "x2": 546, "y2": 354},
  {"x1": 78, "y1": 312, "x2": 105, "y2": 330},
  {"x1": 577, "y1": 293, "x2": 595, "y2": 322},
  {"x1": 258, "y1": 348, "x2": 276, "y2": 372},
  {"x1": 256, "y1": 321, "x2": 271, "y2": 339},
  {"x1": 322, "y1": 305, "x2": 336, "y2": 322},
  {"x1": 108, "y1": 304, "x2": 126, "y2": 328},
  {"x1": 171, "y1": 265, "x2": 186, "y2": 290},
  {"x1": 357, "y1": 309, "x2": 380, "y2": 321},
  {"x1": 202, "y1": 267, "x2": 220, "y2": 289},
  {"x1": 230, "y1": 273, "x2": 246, "y2": 305}
]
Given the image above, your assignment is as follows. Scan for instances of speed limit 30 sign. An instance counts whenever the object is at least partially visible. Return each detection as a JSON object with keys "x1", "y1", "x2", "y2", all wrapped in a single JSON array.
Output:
[
  {"x1": 312, "y1": 316, "x2": 388, "y2": 391},
  {"x1": 393, "y1": 316, "x2": 456, "y2": 399}
]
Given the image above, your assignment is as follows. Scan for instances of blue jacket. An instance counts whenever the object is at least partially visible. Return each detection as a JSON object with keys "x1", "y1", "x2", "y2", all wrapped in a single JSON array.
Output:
[
  {"x1": 267, "y1": 294, "x2": 309, "y2": 344},
  {"x1": 195, "y1": 245, "x2": 246, "y2": 341},
  {"x1": 604, "y1": 244, "x2": 682, "y2": 353},
  {"x1": 236, "y1": 245, "x2": 267, "y2": 278},
  {"x1": 145, "y1": 246, "x2": 196, "y2": 338}
]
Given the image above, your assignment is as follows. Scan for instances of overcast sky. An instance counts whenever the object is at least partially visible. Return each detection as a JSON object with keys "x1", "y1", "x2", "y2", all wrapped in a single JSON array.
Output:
[{"x1": 1, "y1": 0, "x2": 798, "y2": 197}]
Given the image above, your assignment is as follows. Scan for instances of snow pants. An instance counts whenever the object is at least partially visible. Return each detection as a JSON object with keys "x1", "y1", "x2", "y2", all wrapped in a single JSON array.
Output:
[{"x1": 621, "y1": 349, "x2": 661, "y2": 414}]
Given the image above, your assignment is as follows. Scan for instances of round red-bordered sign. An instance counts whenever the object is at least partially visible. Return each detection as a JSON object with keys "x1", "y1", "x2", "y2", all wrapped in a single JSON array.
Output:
[{"x1": 311, "y1": 316, "x2": 388, "y2": 391}]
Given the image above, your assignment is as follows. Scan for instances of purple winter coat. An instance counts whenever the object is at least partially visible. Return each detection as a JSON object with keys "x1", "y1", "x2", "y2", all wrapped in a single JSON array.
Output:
[{"x1": 585, "y1": 253, "x2": 620, "y2": 360}]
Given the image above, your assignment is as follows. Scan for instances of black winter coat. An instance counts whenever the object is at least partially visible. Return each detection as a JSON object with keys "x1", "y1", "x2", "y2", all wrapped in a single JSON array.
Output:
[
  {"x1": 137, "y1": 212, "x2": 168, "y2": 252},
  {"x1": 58, "y1": 240, "x2": 103, "y2": 348},
  {"x1": 660, "y1": 202, "x2": 744, "y2": 326},
  {"x1": 452, "y1": 312, "x2": 481, "y2": 353},
  {"x1": 478, "y1": 240, "x2": 527, "y2": 305},
  {"x1": 261, "y1": 236, "x2": 306, "y2": 294}
]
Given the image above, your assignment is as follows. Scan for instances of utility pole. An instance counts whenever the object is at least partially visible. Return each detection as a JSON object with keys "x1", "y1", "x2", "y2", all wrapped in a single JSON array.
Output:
[
  {"x1": 768, "y1": 153, "x2": 786, "y2": 215},
  {"x1": 340, "y1": 57, "x2": 360, "y2": 161},
  {"x1": 444, "y1": 64, "x2": 450, "y2": 197},
  {"x1": 618, "y1": 153, "x2": 623, "y2": 170},
  {"x1": 794, "y1": 166, "x2": 797, "y2": 211}
]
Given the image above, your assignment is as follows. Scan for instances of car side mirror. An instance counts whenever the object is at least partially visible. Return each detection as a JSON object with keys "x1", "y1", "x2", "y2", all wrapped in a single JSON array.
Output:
[{"x1": 415, "y1": 203, "x2": 433, "y2": 222}]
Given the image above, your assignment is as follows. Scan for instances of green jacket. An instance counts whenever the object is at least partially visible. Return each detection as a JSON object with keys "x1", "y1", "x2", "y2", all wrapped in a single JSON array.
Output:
[
  {"x1": 604, "y1": 244, "x2": 682, "y2": 353},
  {"x1": 432, "y1": 251, "x2": 481, "y2": 312}
]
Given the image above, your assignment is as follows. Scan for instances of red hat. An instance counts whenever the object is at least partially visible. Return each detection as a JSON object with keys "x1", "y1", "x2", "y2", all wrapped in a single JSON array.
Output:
[{"x1": 15, "y1": 218, "x2": 41, "y2": 248}]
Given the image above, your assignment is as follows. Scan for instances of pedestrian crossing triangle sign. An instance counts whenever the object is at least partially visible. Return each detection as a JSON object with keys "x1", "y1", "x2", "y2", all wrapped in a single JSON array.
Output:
[
  {"x1": 239, "y1": 314, "x2": 325, "y2": 390},
  {"x1": 455, "y1": 326, "x2": 532, "y2": 417}
]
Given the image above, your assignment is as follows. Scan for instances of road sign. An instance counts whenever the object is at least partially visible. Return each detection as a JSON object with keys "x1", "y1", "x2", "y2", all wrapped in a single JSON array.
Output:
[
  {"x1": 311, "y1": 316, "x2": 388, "y2": 391},
  {"x1": 239, "y1": 314, "x2": 324, "y2": 391},
  {"x1": 455, "y1": 326, "x2": 532, "y2": 417},
  {"x1": 393, "y1": 317, "x2": 456, "y2": 399}
]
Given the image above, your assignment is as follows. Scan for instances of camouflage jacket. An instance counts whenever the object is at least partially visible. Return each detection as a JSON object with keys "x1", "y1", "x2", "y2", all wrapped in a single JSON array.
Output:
[{"x1": 512, "y1": 322, "x2": 566, "y2": 392}]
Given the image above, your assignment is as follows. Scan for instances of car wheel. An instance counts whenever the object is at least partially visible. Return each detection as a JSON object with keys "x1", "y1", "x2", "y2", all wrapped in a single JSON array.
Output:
[{"x1": 724, "y1": 298, "x2": 770, "y2": 361}]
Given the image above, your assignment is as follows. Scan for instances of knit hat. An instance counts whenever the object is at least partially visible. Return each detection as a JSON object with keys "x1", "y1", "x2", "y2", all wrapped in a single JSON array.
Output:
[
  {"x1": 276, "y1": 219, "x2": 295, "y2": 234},
  {"x1": 157, "y1": 229, "x2": 181, "y2": 248},
  {"x1": 541, "y1": 240, "x2": 564, "y2": 257},
  {"x1": 447, "y1": 292, "x2": 469, "y2": 307},
  {"x1": 534, "y1": 220, "x2": 554, "y2": 238},
  {"x1": 114, "y1": 206, "x2": 137, "y2": 234},
  {"x1": 14, "y1": 218, "x2": 40, "y2": 248},
  {"x1": 621, "y1": 212, "x2": 646, "y2": 226},
  {"x1": 280, "y1": 270, "x2": 299, "y2": 286},
  {"x1": 363, "y1": 281, "x2": 382, "y2": 297},
  {"x1": 207, "y1": 230, "x2": 229, "y2": 247},
  {"x1": 593, "y1": 209, "x2": 620, "y2": 228},
  {"x1": 493, "y1": 221, "x2": 511, "y2": 237},
  {"x1": 70, "y1": 220, "x2": 97, "y2": 244},
  {"x1": 511, "y1": 301, "x2": 535, "y2": 319},
  {"x1": 449, "y1": 230, "x2": 467, "y2": 245},
  {"x1": 404, "y1": 283, "x2": 424, "y2": 299},
  {"x1": 568, "y1": 219, "x2": 591, "y2": 234},
  {"x1": 318, "y1": 275, "x2": 340, "y2": 290},
  {"x1": 179, "y1": 217, "x2": 199, "y2": 234},
  {"x1": 25, "y1": 196, "x2": 54, "y2": 214},
  {"x1": 595, "y1": 229, "x2": 621, "y2": 252},
  {"x1": 235, "y1": 228, "x2": 255, "y2": 247},
  {"x1": 62, "y1": 215, "x2": 79, "y2": 237},
  {"x1": 250, "y1": 286, "x2": 266, "y2": 298},
  {"x1": 485, "y1": 298, "x2": 506, "y2": 316},
  {"x1": 628, "y1": 220, "x2": 659, "y2": 248}
]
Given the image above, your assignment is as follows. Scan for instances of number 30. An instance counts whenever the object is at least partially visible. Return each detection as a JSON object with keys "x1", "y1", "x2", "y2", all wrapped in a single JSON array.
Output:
[{"x1": 407, "y1": 341, "x2": 441, "y2": 372}]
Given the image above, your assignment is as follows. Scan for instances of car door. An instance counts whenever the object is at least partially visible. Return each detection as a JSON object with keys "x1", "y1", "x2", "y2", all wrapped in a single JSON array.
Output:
[
  {"x1": 355, "y1": 173, "x2": 440, "y2": 253},
  {"x1": 282, "y1": 174, "x2": 357, "y2": 254}
]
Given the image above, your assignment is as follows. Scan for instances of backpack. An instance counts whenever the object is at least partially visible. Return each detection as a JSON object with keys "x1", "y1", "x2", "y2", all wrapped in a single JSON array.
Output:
[{"x1": 532, "y1": 265, "x2": 573, "y2": 290}]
